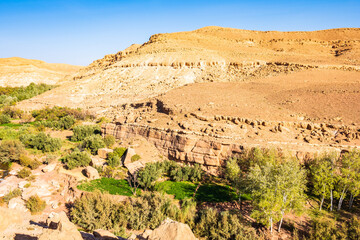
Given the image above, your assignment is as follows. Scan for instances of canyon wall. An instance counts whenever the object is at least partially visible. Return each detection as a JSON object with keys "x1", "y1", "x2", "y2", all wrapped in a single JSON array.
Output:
[{"x1": 102, "y1": 123, "x2": 341, "y2": 173}]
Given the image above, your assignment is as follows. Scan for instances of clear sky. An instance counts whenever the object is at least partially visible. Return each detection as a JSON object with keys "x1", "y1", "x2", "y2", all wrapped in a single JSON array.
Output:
[{"x1": 0, "y1": 0, "x2": 359, "y2": 66}]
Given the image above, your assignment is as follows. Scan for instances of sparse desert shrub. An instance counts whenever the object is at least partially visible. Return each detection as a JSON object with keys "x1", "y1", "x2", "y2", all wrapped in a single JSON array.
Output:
[
  {"x1": 131, "y1": 154, "x2": 141, "y2": 162},
  {"x1": 62, "y1": 150, "x2": 91, "y2": 170},
  {"x1": 71, "y1": 125, "x2": 101, "y2": 141},
  {"x1": 194, "y1": 208, "x2": 257, "y2": 240},
  {"x1": 0, "y1": 139, "x2": 25, "y2": 166},
  {"x1": 20, "y1": 132, "x2": 62, "y2": 152},
  {"x1": 0, "y1": 114, "x2": 11, "y2": 124},
  {"x1": 26, "y1": 195, "x2": 46, "y2": 214},
  {"x1": 3, "y1": 188, "x2": 22, "y2": 204},
  {"x1": 81, "y1": 135, "x2": 105, "y2": 154},
  {"x1": 17, "y1": 167, "x2": 31, "y2": 178},
  {"x1": 103, "y1": 135, "x2": 115, "y2": 148}
]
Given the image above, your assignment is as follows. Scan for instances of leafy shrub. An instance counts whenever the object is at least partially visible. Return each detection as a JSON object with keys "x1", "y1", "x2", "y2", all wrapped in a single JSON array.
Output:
[
  {"x1": 26, "y1": 195, "x2": 46, "y2": 214},
  {"x1": 2, "y1": 107, "x2": 23, "y2": 119},
  {"x1": 3, "y1": 188, "x2": 22, "y2": 204},
  {"x1": 71, "y1": 125, "x2": 101, "y2": 141},
  {"x1": 35, "y1": 115, "x2": 76, "y2": 130},
  {"x1": 194, "y1": 208, "x2": 257, "y2": 240},
  {"x1": 81, "y1": 135, "x2": 105, "y2": 154},
  {"x1": 0, "y1": 140, "x2": 25, "y2": 166},
  {"x1": 168, "y1": 164, "x2": 202, "y2": 182},
  {"x1": 20, "y1": 133, "x2": 62, "y2": 152},
  {"x1": 103, "y1": 135, "x2": 115, "y2": 148},
  {"x1": 107, "y1": 152, "x2": 121, "y2": 167},
  {"x1": 131, "y1": 154, "x2": 141, "y2": 162},
  {"x1": 18, "y1": 168, "x2": 31, "y2": 178},
  {"x1": 62, "y1": 150, "x2": 91, "y2": 170},
  {"x1": 137, "y1": 163, "x2": 164, "y2": 190},
  {"x1": 309, "y1": 215, "x2": 347, "y2": 240},
  {"x1": 347, "y1": 216, "x2": 360, "y2": 240},
  {"x1": 0, "y1": 114, "x2": 11, "y2": 124},
  {"x1": 19, "y1": 154, "x2": 41, "y2": 169},
  {"x1": 71, "y1": 191, "x2": 127, "y2": 232}
]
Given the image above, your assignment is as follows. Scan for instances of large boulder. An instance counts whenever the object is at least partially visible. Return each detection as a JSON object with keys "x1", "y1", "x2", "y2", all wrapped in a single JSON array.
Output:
[
  {"x1": 38, "y1": 212, "x2": 83, "y2": 240},
  {"x1": 83, "y1": 166, "x2": 100, "y2": 180},
  {"x1": 148, "y1": 218, "x2": 197, "y2": 240},
  {"x1": 8, "y1": 197, "x2": 28, "y2": 212},
  {"x1": 93, "y1": 229, "x2": 118, "y2": 240},
  {"x1": 123, "y1": 147, "x2": 136, "y2": 166},
  {"x1": 98, "y1": 148, "x2": 113, "y2": 159}
]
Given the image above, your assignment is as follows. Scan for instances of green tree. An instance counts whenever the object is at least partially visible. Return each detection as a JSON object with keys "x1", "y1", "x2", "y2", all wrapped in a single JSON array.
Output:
[
  {"x1": 310, "y1": 153, "x2": 338, "y2": 211},
  {"x1": 248, "y1": 160, "x2": 306, "y2": 233},
  {"x1": 337, "y1": 150, "x2": 360, "y2": 210},
  {"x1": 81, "y1": 135, "x2": 105, "y2": 154},
  {"x1": 225, "y1": 158, "x2": 243, "y2": 209}
]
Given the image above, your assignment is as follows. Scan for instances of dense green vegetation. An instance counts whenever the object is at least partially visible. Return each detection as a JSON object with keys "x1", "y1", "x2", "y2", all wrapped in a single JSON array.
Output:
[
  {"x1": 20, "y1": 132, "x2": 62, "y2": 152},
  {"x1": 0, "y1": 83, "x2": 56, "y2": 107},
  {"x1": 71, "y1": 124, "x2": 101, "y2": 141},
  {"x1": 62, "y1": 150, "x2": 91, "y2": 170},
  {"x1": 78, "y1": 178, "x2": 139, "y2": 196}
]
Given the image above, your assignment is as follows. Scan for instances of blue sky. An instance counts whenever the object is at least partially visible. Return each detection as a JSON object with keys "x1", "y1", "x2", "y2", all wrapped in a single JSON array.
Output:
[{"x1": 0, "y1": 0, "x2": 359, "y2": 66}]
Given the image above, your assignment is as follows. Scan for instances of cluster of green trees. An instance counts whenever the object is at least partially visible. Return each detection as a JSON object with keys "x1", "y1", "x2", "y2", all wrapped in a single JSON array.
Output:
[
  {"x1": 0, "y1": 83, "x2": 56, "y2": 107},
  {"x1": 310, "y1": 151, "x2": 360, "y2": 211},
  {"x1": 32, "y1": 106, "x2": 95, "y2": 121},
  {"x1": 134, "y1": 160, "x2": 203, "y2": 190},
  {"x1": 20, "y1": 132, "x2": 62, "y2": 152}
]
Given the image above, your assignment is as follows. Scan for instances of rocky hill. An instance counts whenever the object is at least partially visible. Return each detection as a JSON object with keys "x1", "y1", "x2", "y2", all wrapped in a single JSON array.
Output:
[
  {"x1": 0, "y1": 57, "x2": 81, "y2": 87},
  {"x1": 17, "y1": 27, "x2": 360, "y2": 112}
]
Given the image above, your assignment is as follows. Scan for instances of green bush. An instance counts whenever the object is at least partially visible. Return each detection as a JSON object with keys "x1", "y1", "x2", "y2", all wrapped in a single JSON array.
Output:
[
  {"x1": 3, "y1": 188, "x2": 22, "y2": 204},
  {"x1": 347, "y1": 216, "x2": 360, "y2": 240},
  {"x1": 0, "y1": 114, "x2": 11, "y2": 124},
  {"x1": 19, "y1": 154, "x2": 41, "y2": 169},
  {"x1": 62, "y1": 151, "x2": 91, "y2": 170},
  {"x1": 0, "y1": 140, "x2": 25, "y2": 166},
  {"x1": 18, "y1": 168, "x2": 31, "y2": 178},
  {"x1": 2, "y1": 107, "x2": 23, "y2": 119},
  {"x1": 194, "y1": 208, "x2": 257, "y2": 240},
  {"x1": 137, "y1": 163, "x2": 164, "y2": 190},
  {"x1": 71, "y1": 125, "x2": 101, "y2": 141},
  {"x1": 71, "y1": 191, "x2": 127, "y2": 232},
  {"x1": 131, "y1": 154, "x2": 141, "y2": 162},
  {"x1": 107, "y1": 152, "x2": 121, "y2": 167},
  {"x1": 103, "y1": 135, "x2": 115, "y2": 148},
  {"x1": 26, "y1": 195, "x2": 46, "y2": 214},
  {"x1": 35, "y1": 115, "x2": 76, "y2": 130},
  {"x1": 20, "y1": 132, "x2": 62, "y2": 152},
  {"x1": 309, "y1": 215, "x2": 347, "y2": 240},
  {"x1": 81, "y1": 135, "x2": 105, "y2": 154}
]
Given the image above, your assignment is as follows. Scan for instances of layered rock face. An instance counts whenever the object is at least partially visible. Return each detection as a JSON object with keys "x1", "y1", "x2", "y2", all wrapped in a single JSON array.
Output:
[
  {"x1": 102, "y1": 122, "x2": 347, "y2": 173},
  {"x1": 17, "y1": 27, "x2": 360, "y2": 113},
  {"x1": 0, "y1": 57, "x2": 81, "y2": 87}
]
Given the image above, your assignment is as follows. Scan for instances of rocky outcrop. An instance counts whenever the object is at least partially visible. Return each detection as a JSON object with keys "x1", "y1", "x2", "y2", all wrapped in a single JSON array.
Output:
[
  {"x1": 93, "y1": 229, "x2": 118, "y2": 240},
  {"x1": 83, "y1": 166, "x2": 100, "y2": 180},
  {"x1": 102, "y1": 123, "x2": 343, "y2": 174},
  {"x1": 38, "y1": 212, "x2": 83, "y2": 240},
  {"x1": 148, "y1": 218, "x2": 197, "y2": 240}
]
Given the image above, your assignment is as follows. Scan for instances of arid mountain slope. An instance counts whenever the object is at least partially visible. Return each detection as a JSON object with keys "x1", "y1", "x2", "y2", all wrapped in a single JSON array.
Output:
[
  {"x1": 18, "y1": 27, "x2": 360, "y2": 113},
  {"x1": 0, "y1": 57, "x2": 81, "y2": 87}
]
